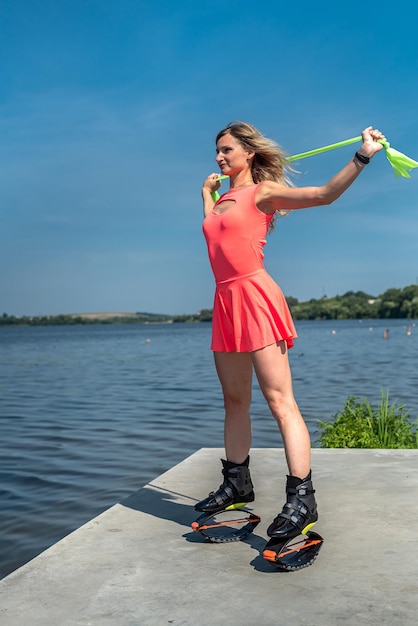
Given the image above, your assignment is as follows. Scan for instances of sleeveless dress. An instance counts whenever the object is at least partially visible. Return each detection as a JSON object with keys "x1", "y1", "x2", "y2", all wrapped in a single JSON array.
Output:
[{"x1": 202, "y1": 184, "x2": 297, "y2": 352}]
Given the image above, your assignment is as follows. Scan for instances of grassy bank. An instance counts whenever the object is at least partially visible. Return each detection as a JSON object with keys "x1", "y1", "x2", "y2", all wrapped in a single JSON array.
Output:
[{"x1": 319, "y1": 390, "x2": 418, "y2": 449}]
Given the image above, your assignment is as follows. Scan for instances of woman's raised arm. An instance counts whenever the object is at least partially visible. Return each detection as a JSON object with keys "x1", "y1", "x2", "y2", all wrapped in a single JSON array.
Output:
[{"x1": 256, "y1": 127, "x2": 385, "y2": 214}]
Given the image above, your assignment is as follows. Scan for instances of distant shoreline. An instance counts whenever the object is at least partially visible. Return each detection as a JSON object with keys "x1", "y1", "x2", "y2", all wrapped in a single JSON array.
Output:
[
  {"x1": 0, "y1": 312, "x2": 176, "y2": 327},
  {"x1": 2, "y1": 284, "x2": 418, "y2": 326}
]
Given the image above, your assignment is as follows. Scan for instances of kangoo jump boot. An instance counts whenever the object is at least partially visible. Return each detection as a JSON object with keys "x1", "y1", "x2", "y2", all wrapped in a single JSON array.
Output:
[
  {"x1": 194, "y1": 457, "x2": 255, "y2": 514},
  {"x1": 267, "y1": 472, "x2": 318, "y2": 540}
]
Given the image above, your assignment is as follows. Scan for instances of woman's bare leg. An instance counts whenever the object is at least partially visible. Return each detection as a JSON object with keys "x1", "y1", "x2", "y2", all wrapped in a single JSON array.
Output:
[
  {"x1": 251, "y1": 341, "x2": 311, "y2": 478},
  {"x1": 214, "y1": 351, "x2": 253, "y2": 464},
  {"x1": 194, "y1": 351, "x2": 254, "y2": 513},
  {"x1": 251, "y1": 342, "x2": 319, "y2": 539}
]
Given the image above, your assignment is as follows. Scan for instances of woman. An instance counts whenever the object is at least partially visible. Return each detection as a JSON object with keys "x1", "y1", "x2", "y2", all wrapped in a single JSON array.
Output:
[{"x1": 196, "y1": 121, "x2": 385, "y2": 540}]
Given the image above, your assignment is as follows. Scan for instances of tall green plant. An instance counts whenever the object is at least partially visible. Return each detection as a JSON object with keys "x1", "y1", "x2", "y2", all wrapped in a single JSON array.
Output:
[{"x1": 319, "y1": 390, "x2": 417, "y2": 449}]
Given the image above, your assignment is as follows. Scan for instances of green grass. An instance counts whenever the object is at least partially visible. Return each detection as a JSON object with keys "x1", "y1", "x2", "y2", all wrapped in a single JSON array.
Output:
[{"x1": 318, "y1": 389, "x2": 418, "y2": 449}]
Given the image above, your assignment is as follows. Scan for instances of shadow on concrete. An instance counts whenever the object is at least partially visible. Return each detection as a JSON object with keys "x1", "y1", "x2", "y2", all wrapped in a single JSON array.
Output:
[
  {"x1": 121, "y1": 484, "x2": 281, "y2": 573},
  {"x1": 121, "y1": 484, "x2": 198, "y2": 527}
]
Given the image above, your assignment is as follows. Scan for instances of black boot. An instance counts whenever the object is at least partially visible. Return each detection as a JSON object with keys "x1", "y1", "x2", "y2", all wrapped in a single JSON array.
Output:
[
  {"x1": 267, "y1": 473, "x2": 318, "y2": 539},
  {"x1": 194, "y1": 457, "x2": 255, "y2": 514}
]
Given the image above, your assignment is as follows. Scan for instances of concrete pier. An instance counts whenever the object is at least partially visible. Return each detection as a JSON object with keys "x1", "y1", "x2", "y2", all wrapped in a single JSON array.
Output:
[{"x1": 1, "y1": 448, "x2": 417, "y2": 625}]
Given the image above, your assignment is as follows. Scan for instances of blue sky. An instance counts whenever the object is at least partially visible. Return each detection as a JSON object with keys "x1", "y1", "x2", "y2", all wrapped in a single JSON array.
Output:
[{"x1": 1, "y1": 0, "x2": 417, "y2": 316}]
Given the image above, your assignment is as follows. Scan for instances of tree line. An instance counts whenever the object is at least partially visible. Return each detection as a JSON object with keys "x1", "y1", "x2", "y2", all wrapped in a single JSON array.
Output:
[{"x1": 287, "y1": 284, "x2": 418, "y2": 321}]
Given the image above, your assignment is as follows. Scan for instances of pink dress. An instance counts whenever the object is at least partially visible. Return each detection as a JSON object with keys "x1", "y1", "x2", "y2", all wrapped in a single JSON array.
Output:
[{"x1": 202, "y1": 184, "x2": 297, "y2": 352}]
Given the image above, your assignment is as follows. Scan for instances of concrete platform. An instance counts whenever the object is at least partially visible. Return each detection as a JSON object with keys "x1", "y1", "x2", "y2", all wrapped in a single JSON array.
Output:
[{"x1": 1, "y1": 448, "x2": 417, "y2": 625}]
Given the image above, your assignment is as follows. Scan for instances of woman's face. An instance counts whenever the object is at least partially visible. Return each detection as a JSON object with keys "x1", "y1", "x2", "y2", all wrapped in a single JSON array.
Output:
[{"x1": 215, "y1": 133, "x2": 253, "y2": 176}]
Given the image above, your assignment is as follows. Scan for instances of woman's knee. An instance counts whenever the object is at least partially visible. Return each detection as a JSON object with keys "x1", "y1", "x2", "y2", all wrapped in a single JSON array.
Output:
[
  {"x1": 223, "y1": 392, "x2": 251, "y2": 416},
  {"x1": 266, "y1": 393, "x2": 299, "y2": 424}
]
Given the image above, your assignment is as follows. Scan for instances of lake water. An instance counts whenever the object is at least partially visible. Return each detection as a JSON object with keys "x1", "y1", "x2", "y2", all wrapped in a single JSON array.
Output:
[{"x1": 1, "y1": 319, "x2": 417, "y2": 579}]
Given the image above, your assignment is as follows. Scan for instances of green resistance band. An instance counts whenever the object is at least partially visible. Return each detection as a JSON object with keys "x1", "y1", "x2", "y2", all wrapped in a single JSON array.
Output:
[{"x1": 211, "y1": 136, "x2": 418, "y2": 202}]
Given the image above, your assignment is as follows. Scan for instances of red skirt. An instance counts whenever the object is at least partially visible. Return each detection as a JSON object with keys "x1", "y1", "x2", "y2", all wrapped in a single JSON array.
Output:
[{"x1": 211, "y1": 269, "x2": 297, "y2": 352}]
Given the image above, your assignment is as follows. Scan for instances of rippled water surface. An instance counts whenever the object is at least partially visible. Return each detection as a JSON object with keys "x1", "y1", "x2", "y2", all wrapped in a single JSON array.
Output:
[{"x1": 1, "y1": 319, "x2": 416, "y2": 578}]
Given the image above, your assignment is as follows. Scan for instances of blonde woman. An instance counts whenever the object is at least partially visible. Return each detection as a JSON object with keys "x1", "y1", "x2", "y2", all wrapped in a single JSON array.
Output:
[{"x1": 196, "y1": 121, "x2": 385, "y2": 540}]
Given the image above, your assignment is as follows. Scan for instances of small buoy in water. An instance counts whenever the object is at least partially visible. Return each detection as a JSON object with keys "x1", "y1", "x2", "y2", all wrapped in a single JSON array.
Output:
[
  {"x1": 331, "y1": 330, "x2": 336, "y2": 335},
  {"x1": 146, "y1": 339, "x2": 151, "y2": 343}
]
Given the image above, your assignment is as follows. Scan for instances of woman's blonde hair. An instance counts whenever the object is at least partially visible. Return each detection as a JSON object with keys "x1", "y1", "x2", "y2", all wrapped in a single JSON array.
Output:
[
  {"x1": 216, "y1": 121, "x2": 295, "y2": 229},
  {"x1": 216, "y1": 121, "x2": 294, "y2": 186}
]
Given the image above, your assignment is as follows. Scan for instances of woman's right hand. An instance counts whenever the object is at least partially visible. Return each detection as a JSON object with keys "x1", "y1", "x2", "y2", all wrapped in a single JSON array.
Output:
[{"x1": 202, "y1": 173, "x2": 222, "y2": 194}]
